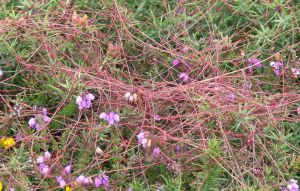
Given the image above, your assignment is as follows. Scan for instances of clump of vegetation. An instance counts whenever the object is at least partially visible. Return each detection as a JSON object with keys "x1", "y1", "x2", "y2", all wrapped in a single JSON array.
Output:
[{"x1": 0, "y1": 0, "x2": 299, "y2": 190}]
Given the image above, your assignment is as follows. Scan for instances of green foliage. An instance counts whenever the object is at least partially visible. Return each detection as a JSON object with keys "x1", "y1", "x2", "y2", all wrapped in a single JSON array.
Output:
[
  {"x1": 0, "y1": 0, "x2": 299, "y2": 190},
  {"x1": 194, "y1": 139, "x2": 226, "y2": 191}
]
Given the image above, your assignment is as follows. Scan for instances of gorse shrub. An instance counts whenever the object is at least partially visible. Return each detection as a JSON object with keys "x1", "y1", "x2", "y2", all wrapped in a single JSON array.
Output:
[{"x1": 0, "y1": 0, "x2": 299, "y2": 190}]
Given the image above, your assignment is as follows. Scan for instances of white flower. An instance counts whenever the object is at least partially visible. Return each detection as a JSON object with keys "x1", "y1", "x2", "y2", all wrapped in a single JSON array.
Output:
[
  {"x1": 36, "y1": 156, "x2": 44, "y2": 164},
  {"x1": 124, "y1": 92, "x2": 137, "y2": 102},
  {"x1": 76, "y1": 96, "x2": 83, "y2": 104},
  {"x1": 99, "y1": 112, "x2": 107, "y2": 119},
  {"x1": 96, "y1": 147, "x2": 103, "y2": 154},
  {"x1": 124, "y1": 92, "x2": 131, "y2": 99},
  {"x1": 129, "y1": 95, "x2": 134, "y2": 102},
  {"x1": 86, "y1": 93, "x2": 95, "y2": 100},
  {"x1": 44, "y1": 151, "x2": 51, "y2": 159},
  {"x1": 141, "y1": 138, "x2": 148, "y2": 148}
]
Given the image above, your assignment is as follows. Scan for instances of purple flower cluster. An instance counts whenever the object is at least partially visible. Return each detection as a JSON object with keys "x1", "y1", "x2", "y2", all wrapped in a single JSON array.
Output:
[
  {"x1": 34, "y1": 149, "x2": 110, "y2": 189},
  {"x1": 76, "y1": 93, "x2": 95, "y2": 110},
  {"x1": 179, "y1": 72, "x2": 189, "y2": 82},
  {"x1": 270, "y1": 61, "x2": 283, "y2": 76},
  {"x1": 137, "y1": 131, "x2": 148, "y2": 148},
  {"x1": 28, "y1": 108, "x2": 51, "y2": 131},
  {"x1": 291, "y1": 68, "x2": 300, "y2": 78},
  {"x1": 94, "y1": 172, "x2": 109, "y2": 189},
  {"x1": 76, "y1": 174, "x2": 92, "y2": 185},
  {"x1": 226, "y1": 93, "x2": 236, "y2": 102},
  {"x1": 99, "y1": 112, "x2": 120, "y2": 125},
  {"x1": 56, "y1": 176, "x2": 66, "y2": 188},
  {"x1": 183, "y1": 46, "x2": 189, "y2": 53},
  {"x1": 297, "y1": 107, "x2": 300, "y2": 116},
  {"x1": 36, "y1": 151, "x2": 51, "y2": 176},
  {"x1": 124, "y1": 92, "x2": 137, "y2": 102},
  {"x1": 154, "y1": 114, "x2": 161, "y2": 121},
  {"x1": 152, "y1": 147, "x2": 160, "y2": 157},
  {"x1": 175, "y1": 145, "x2": 181, "y2": 153},
  {"x1": 63, "y1": 165, "x2": 71, "y2": 174},
  {"x1": 172, "y1": 58, "x2": 180, "y2": 66},
  {"x1": 287, "y1": 179, "x2": 299, "y2": 191},
  {"x1": 247, "y1": 58, "x2": 262, "y2": 74},
  {"x1": 55, "y1": 164, "x2": 72, "y2": 188}
]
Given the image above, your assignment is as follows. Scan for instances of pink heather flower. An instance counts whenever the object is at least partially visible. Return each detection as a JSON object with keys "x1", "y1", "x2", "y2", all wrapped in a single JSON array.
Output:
[
  {"x1": 287, "y1": 179, "x2": 299, "y2": 191},
  {"x1": 297, "y1": 108, "x2": 300, "y2": 116},
  {"x1": 270, "y1": 61, "x2": 283, "y2": 76},
  {"x1": 99, "y1": 112, "x2": 107, "y2": 119},
  {"x1": 9, "y1": 189, "x2": 15, "y2": 191},
  {"x1": 83, "y1": 177, "x2": 91, "y2": 184},
  {"x1": 36, "y1": 156, "x2": 45, "y2": 164},
  {"x1": 15, "y1": 132, "x2": 23, "y2": 142},
  {"x1": 247, "y1": 58, "x2": 262, "y2": 67},
  {"x1": 64, "y1": 165, "x2": 71, "y2": 174},
  {"x1": 44, "y1": 151, "x2": 51, "y2": 159},
  {"x1": 76, "y1": 92, "x2": 95, "y2": 110},
  {"x1": 42, "y1": 108, "x2": 48, "y2": 116},
  {"x1": 56, "y1": 176, "x2": 63, "y2": 183},
  {"x1": 175, "y1": 145, "x2": 181, "y2": 153},
  {"x1": 141, "y1": 138, "x2": 148, "y2": 148},
  {"x1": 59, "y1": 179, "x2": 66, "y2": 188},
  {"x1": 137, "y1": 132, "x2": 148, "y2": 147},
  {"x1": 226, "y1": 93, "x2": 236, "y2": 102},
  {"x1": 94, "y1": 172, "x2": 109, "y2": 188},
  {"x1": 76, "y1": 175, "x2": 85, "y2": 184},
  {"x1": 124, "y1": 92, "x2": 131, "y2": 99},
  {"x1": 0, "y1": 69, "x2": 3, "y2": 77},
  {"x1": 247, "y1": 58, "x2": 262, "y2": 74},
  {"x1": 291, "y1": 68, "x2": 300, "y2": 78},
  {"x1": 152, "y1": 147, "x2": 160, "y2": 157},
  {"x1": 28, "y1": 108, "x2": 51, "y2": 131},
  {"x1": 154, "y1": 115, "x2": 161, "y2": 121},
  {"x1": 99, "y1": 112, "x2": 120, "y2": 125},
  {"x1": 94, "y1": 177, "x2": 101, "y2": 187},
  {"x1": 56, "y1": 176, "x2": 66, "y2": 188},
  {"x1": 28, "y1": 117, "x2": 37, "y2": 127},
  {"x1": 172, "y1": 58, "x2": 180, "y2": 66},
  {"x1": 179, "y1": 72, "x2": 189, "y2": 82},
  {"x1": 183, "y1": 46, "x2": 189, "y2": 53},
  {"x1": 39, "y1": 163, "x2": 49, "y2": 175}
]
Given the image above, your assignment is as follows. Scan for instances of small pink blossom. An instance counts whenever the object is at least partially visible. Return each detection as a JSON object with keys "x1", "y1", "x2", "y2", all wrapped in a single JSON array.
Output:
[
  {"x1": 172, "y1": 58, "x2": 180, "y2": 66},
  {"x1": 153, "y1": 147, "x2": 161, "y2": 157},
  {"x1": 64, "y1": 165, "x2": 71, "y2": 174},
  {"x1": 270, "y1": 61, "x2": 283, "y2": 76},
  {"x1": 76, "y1": 174, "x2": 85, "y2": 184},
  {"x1": 154, "y1": 115, "x2": 161, "y2": 121},
  {"x1": 59, "y1": 179, "x2": 66, "y2": 188},
  {"x1": 179, "y1": 72, "x2": 189, "y2": 82},
  {"x1": 137, "y1": 132, "x2": 148, "y2": 147},
  {"x1": 297, "y1": 108, "x2": 300, "y2": 116},
  {"x1": 39, "y1": 163, "x2": 49, "y2": 175},
  {"x1": 183, "y1": 46, "x2": 189, "y2": 53},
  {"x1": 99, "y1": 112, "x2": 120, "y2": 125},
  {"x1": 28, "y1": 108, "x2": 51, "y2": 131},
  {"x1": 36, "y1": 156, "x2": 44, "y2": 164},
  {"x1": 44, "y1": 151, "x2": 51, "y2": 159},
  {"x1": 291, "y1": 68, "x2": 300, "y2": 78},
  {"x1": 94, "y1": 172, "x2": 109, "y2": 188},
  {"x1": 76, "y1": 92, "x2": 95, "y2": 110},
  {"x1": 226, "y1": 93, "x2": 236, "y2": 102}
]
